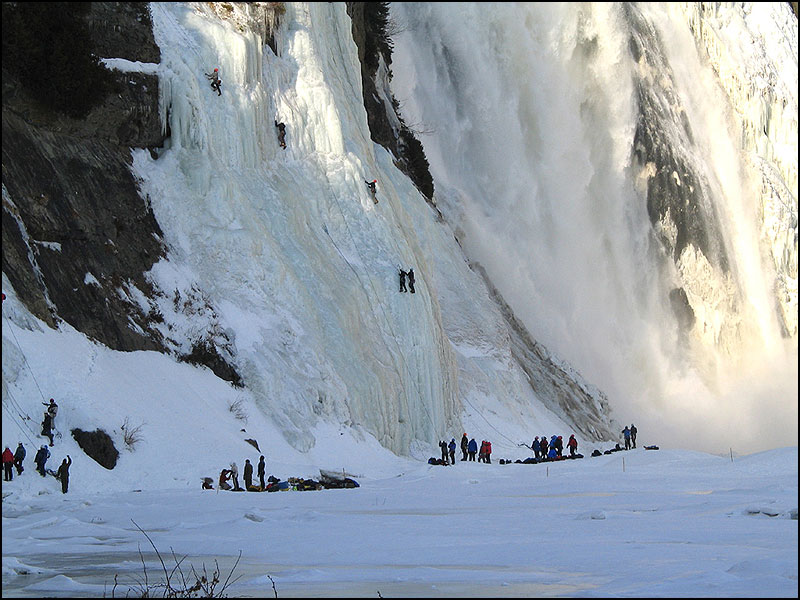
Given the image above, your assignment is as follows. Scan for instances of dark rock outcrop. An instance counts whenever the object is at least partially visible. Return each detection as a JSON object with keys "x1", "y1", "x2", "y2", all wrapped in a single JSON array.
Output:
[{"x1": 346, "y1": 2, "x2": 435, "y2": 203}]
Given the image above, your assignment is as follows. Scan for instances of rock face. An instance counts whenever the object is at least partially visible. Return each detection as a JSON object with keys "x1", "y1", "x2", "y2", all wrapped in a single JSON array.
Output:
[
  {"x1": 346, "y1": 2, "x2": 435, "y2": 203},
  {"x1": 2, "y1": 2, "x2": 167, "y2": 353}
]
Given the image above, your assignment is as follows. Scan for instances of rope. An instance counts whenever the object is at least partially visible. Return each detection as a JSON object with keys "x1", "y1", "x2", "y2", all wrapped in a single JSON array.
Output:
[{"x1": 2, "y1": 312, "x2": 49, "y2": 403}]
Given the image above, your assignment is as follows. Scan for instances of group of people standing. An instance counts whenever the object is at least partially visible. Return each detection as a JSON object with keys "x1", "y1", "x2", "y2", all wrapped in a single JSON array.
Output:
[
  {"x1": 531, "y1": 434, "x2": 580, "y2": 460},
  {"x1": 3, "y1": 441, "x2": 71, "y2": 493},
  {"x1": 208, "y1": 455, "x2": 268, "y2": 491},
  {"x1": 435, "y1": 434, "x2": 492, "y2": 465}
]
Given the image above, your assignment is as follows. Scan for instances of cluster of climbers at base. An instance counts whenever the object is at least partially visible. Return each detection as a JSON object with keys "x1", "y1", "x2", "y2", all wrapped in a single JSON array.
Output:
[
  {"x1": 204, "y1": 455, "x2": 359, "y2": 492},
  {"x1": 429, "y1": 424, "x2": 654, "y2": 467},
  {"x1": 3, "y1": 441, "x2": 72, "y2": 493}
]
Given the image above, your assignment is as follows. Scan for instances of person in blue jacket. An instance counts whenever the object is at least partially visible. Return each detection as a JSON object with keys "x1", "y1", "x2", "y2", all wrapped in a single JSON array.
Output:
[
  {"x1": 548, "y1": 444, "x2": 558, "y2": 459},
  {"x1": 448, "y1": 438, "x2": 456, "y2": 465},
  {"x1": 622, "y1": 426, "x2": 631, "y2": 450},
  {"x1": 467, "y1": 438, "x2": 478, "y2": 461}
]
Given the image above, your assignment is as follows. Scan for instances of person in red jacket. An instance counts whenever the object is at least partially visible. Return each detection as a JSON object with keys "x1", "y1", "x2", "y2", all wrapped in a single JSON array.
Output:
[
  {"x1": 485, "y1": 440, "x2": 492, "y2": 464},
  {"x1": 568, "y1": 434, "x2": 578, "y2": 457},
  {"x1": 3, "y1": 447, "x2": 15, "y2": 481}
]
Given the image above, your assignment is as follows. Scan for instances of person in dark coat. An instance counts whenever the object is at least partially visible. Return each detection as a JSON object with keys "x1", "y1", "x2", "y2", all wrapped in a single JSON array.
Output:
[
  {"x1": 407, "y1": 269, "x2": 416, "y2": 293},
  {"x1": 399, "y1": 269, "x2": 407, "y2": 292},
  {"x1": 439, "y1": 440, "x2": 449, "y2": 464},
  {"x1": 448, "y1": 438, "x2": 457, "y2": 465},
  {"x1": 622, "y1": 426, "x2": 631, "y2": 450},
  {"x1": 56, "y1": 455, "x2": 72, "y2": 493},
  {"x1": 630, "y1": 424, "x2": 637, "y2": 448},
  {"x1": 532, "y1": 436, "x2": 541, "y2": 460},
  {"x1": 42, "y1": 412, "x2": 54, "y2": 446},
  {"x1": 243, "y1": 459, "x2": 254, "y2": 490},
  {"x1": 275, "y1": 120, "x2": 287, "y2": 148},
  {"x1": 3, "y1": 447, "x2": 14, "y2": 481},
  {"x1": 555, "y1": 436, "x2": 563, "y2": 457},
  {"x1": 34, "y1": 445, "x2": 50, "y2": 477},
  {"x1": 540, "y1": 435, "x2": 549, "y2": 459},
  {"x1": 218, "y1": 468, "x2": 232, "y2": 490},
  {"x1": 467, "y1": 438, "x2": 478, "y2": 461},
  {"x1": 258, "y1": 455, "x2": 266, "y2": 489},
  {"x1": 460, "y1": 433, "x2": 469, "y2": 461},
  {"x1": 14, "y1": 443, "x2": 26, "y2": 475},
  {"x1": 478, "y1": 440, "x2": 487, "y2": 463}
]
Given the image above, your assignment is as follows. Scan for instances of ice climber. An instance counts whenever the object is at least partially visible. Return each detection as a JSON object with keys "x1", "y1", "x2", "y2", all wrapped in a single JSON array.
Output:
[
  {"x1": 205, "y1": 68, "x2": 222, "y2": 96},
  {"x1": 365, "y1": 179, "x2": 378, "y2": 203},
  {"x1": 399, "y1": 269, "x2": 407, "y2": 292},
  {"x1": 407, "y1": 268, "x2": 416, "y2": 294},
  {"x1": 275, "y1": 120, "x2": 287, "y2": 148}
]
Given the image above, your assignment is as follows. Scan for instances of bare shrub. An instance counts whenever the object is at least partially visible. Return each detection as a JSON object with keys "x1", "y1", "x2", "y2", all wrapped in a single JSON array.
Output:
[
  {"x1": 111, "y1": 520, "x2": 244, "y2": 598},
  {"x1": 227, "y1": 397, "x2": 248, "y2": 424},
  {"x1": 121, "y1": 417, "x2": 145, "y2": 451}
]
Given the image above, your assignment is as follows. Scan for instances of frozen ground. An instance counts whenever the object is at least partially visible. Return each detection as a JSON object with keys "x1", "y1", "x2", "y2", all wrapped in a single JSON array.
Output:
[{"x1": 3, "y1": 446, "x2": 797, "y2": 598}]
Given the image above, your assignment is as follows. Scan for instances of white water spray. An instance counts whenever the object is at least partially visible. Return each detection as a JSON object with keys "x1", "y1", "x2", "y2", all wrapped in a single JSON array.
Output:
[{"x1": 392, "y1": 2, "x2": 798, "y2": 453}]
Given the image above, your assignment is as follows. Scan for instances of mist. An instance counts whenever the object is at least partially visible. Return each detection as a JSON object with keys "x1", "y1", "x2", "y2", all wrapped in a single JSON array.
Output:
[{"x1": 390, "y1": 2, "x2": 798, "y2": 454}]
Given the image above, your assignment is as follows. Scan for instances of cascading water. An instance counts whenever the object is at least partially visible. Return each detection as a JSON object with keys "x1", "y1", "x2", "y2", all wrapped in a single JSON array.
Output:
[{"x1": 391, "y1": 2, "x2": 798, "y2": 453}]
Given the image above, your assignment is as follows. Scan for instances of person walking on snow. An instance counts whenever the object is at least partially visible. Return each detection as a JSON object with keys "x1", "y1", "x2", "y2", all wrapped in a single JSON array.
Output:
[
  {"x1": 205, "y1": 68, "x2": 222, "y2": 96},
  {"x1": 3, "y1": 447, "x2": 14, "y2": 481},
  {"x1": 460, "y1": 433, "x2": 469, "y2": 461},
  {"x1": 57, "y1": 455, "x2": 72, "y2": 493},
  {"x1": 407, "y1": 269, "x2": 416, "y2": 294},
  {"x1": 34, "y1": 445, "x2": 50, "y2": 477},
  {"x1": 14, "y1": 442, "x2": 25, "y2": 475}
]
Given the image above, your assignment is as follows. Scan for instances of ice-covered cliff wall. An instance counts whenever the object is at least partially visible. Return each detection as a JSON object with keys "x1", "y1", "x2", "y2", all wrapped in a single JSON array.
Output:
[{"x1": 123, "y1": 2, "x2": 608, "y2": 456}]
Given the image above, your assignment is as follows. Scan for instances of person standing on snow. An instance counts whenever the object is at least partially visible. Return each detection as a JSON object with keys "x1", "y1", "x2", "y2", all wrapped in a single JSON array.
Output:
[
  {"x1": 568, "y1": 434, "x2": 578, "y2": 457},
  {"x1": 230, "y1": 461, "x2": 241, "y2": 491},
  {"x1": 34, "y1": 445, "x2": 50, "y2": 477},
  {"x1": 439, "y1": 440, "x2": 449, "y2": 464},
  {"x1": 243, "y1": 459, "x2": 254, "y2": 490},
  {"x1": 622, "y1": 426, "x2": 631, "y2": 450},
  {"x1": 555, "y1": 435, "x2": 564, "y2": 458},
  {"x1": 460, "y1": 433, "x2": 469, "y2": 461},
  {"x1": 468, "y1": 438, "x2": 478, "y2": 461},
  {"x1": 258, "y1": 455, "x2": 266, "y2": 490},
  {"x1": 540, "y1": 435, "x2": 549, "y2": 459},
  {"x1": 532, "y1": 436, "x2": 541, "y2": 460},
  {"x1": 448, "y1": 438, "x2": 457, "y2": 465},
  {"x1": 407, "y1": 269, "x2": 416, "y2": 294},
  {"x1": 3, "y1": 447, "x2": 14, "y2": 481},
  {"x1": 630, "y1": 424, "x2": 637, "y2": 448},
  {"x1": 399, "y1": 269, "x2": 407, "y2": 293},
  {"x1": 56, "y1": 455, "x2": 72, "y2": 493},
  {"x1": 14, "y1": 442, "x2": 26, "y2": 475},
  {"x1": 484, "y1": 440, "x2": 492, "y2": 464}
]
